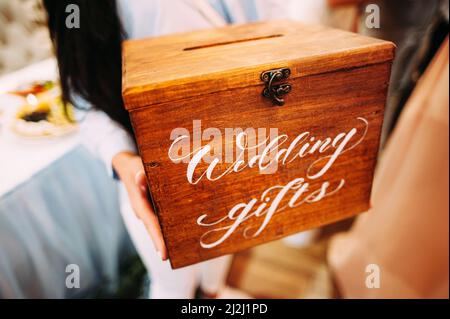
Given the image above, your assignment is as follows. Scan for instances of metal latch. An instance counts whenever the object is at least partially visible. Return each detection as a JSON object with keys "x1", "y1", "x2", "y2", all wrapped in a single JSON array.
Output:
[{"x1": 261, "y1": 68, "x2": 292, "y2": 106}]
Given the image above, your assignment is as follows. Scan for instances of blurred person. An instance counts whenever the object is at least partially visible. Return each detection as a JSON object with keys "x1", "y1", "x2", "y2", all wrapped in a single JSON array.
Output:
[
  {"x1": 329, "y1": 0, "x2": 449, "y2": 144},
  {"x1": 356, "y1": 0, "x2": 449, "y2": 144},
  {"x1": 328, "y1": 37, "x2": 449, "y2": 298},
  {"x1": 325, "y1": 0, "x2": 449, "y2": 299},
  {"x1": 43, "y1": 0, "x2": 289, "y2": 299}
]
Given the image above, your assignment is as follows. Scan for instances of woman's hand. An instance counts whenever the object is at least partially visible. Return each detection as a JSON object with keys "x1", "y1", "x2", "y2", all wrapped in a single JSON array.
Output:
[{"x1": 112, "y1": 151, "x2": 168, "y2": 260}]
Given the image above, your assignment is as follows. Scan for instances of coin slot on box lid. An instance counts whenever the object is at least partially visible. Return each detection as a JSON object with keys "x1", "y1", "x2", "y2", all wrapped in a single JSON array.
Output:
[{"x1": 183, "y1": 34, "x2": 284, "y2": 51}]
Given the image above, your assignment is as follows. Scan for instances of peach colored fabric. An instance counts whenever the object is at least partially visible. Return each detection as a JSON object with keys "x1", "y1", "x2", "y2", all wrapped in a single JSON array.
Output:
[{"x1": 328, "y1": 38, "x2": 449, "y2": 299}]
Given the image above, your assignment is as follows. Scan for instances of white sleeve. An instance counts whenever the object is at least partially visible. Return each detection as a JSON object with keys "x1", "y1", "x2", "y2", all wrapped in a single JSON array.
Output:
[
  {"x1": 80, "y1": 109, "x2": 137, "y2": 177},
  {"x1": 255, "y1": 0, "x2": 291, "y2": 20}
]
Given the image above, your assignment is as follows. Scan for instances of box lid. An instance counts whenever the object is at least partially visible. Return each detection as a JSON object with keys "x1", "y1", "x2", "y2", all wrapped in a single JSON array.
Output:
[{"x1": 122, "y1": 20, "x2": 395, "y2": 110}]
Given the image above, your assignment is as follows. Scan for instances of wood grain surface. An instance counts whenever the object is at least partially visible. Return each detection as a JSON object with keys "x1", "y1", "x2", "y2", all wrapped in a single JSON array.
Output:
[
  {"x1": 122, "y1": 21, "x2": 395, "y2": 268},
  {"x1": 122, "y1": 20, "x2": 394, "y2": 109}
]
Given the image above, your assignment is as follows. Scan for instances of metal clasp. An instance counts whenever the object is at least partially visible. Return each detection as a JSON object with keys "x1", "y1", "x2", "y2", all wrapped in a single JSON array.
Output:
[{"x1": 261, "y1": 68, "x2": 292, "y2": 106}]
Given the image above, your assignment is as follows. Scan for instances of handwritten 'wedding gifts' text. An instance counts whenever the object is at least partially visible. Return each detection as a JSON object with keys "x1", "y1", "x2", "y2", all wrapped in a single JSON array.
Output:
[{"x1": 168, "y1": 117, "x2": 369, "y2": 248}]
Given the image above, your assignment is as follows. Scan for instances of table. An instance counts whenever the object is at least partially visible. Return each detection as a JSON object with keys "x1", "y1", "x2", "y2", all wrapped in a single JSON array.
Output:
[{"x1": 0, "y1": 59, "x2": 131, "y2": 298}]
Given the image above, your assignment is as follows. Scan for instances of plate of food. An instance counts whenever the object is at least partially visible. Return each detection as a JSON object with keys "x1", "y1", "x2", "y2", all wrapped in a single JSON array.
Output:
[{"x1": 7, "y1": 82, "x2": 78, "y2": 139}]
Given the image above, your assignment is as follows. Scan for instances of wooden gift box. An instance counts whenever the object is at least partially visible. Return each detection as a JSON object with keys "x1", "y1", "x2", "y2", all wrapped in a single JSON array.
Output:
[{"x1": 122, "y1": 20, "x2": 395, "y2": 269}]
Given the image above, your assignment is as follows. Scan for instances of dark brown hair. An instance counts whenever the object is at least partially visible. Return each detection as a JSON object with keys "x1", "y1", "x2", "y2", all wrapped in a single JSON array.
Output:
[{"x1": 43, "y1": 0, "x2": 133, "y2": 133}]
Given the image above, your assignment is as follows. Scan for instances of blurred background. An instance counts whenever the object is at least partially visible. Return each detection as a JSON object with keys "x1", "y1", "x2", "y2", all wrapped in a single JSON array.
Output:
[{"x1": 0, "y1": 0, "x2": 448, "y2": 299}]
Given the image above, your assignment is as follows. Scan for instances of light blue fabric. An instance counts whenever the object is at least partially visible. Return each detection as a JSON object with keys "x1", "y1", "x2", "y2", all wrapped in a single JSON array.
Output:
[
  {"x1": 209, "y1": 0, "x2": 233, "y2": 23},
  {"x1": 0, "y1": 146, "x2": 130, "y2": 298},
  {"x1": 117, "y1": 0, "x2": 160, "y2": 39},
  {"x1": 241, "y1": 0, "x2": 259, "y2": 22},
  {"x1": 208, "y1": 0, "x2": 259, "y2": 23}
]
